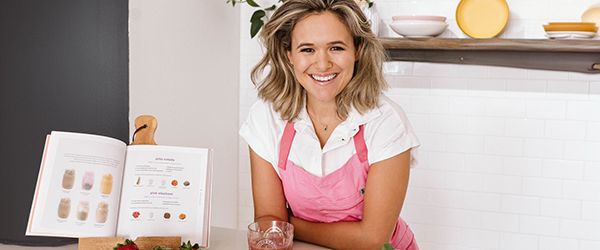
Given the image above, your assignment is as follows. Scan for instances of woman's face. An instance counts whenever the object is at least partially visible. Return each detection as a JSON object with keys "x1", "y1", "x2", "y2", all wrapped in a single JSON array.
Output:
[{"x1": 287, "y1": 11, "x2": 359, "y2": 106}]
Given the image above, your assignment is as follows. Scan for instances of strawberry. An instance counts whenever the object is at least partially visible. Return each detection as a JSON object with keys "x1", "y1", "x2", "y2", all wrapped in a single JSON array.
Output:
[
  {"x1": 113, "y1": 239, "x2": 139, "y2": 250},
  {"x1": 178, "y1": 240, "x2": 200, "y2": 250}
]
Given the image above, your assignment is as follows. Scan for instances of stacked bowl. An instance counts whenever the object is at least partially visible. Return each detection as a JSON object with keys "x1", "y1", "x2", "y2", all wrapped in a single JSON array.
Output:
[
  {"x1": 543, "y1": 22, "x2": 598, "y2": 39},
  {"x1": 390, "y1": 15, "x2": 448, "y2": 38}
]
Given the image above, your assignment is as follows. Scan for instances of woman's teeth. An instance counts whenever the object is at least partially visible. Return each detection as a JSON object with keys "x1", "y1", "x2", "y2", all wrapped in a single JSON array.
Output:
[{"x1": 311, "y1": 74, "x2": 337, "y2": 82}]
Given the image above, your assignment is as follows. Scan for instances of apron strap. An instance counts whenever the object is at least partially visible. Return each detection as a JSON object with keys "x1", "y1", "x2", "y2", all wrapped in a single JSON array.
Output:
[
  {"x1": 353, "y1": 125, "x2": 368, "y2": 164},
  {"x1": 278, "y1": 122, "x2": 296, "y2": 170},
  {"x1": 279, "y1": 123, "x2": 368, "y2": 169}
]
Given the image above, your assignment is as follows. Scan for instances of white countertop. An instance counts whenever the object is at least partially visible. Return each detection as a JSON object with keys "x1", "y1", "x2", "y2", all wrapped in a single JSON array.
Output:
[{"x1": 1, "y1": 227, "x2": 332, "y2": 250}]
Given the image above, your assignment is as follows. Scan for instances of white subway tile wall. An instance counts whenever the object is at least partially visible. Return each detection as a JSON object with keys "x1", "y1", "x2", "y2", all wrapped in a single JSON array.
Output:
[{"x1": 238, "y1": 0, "x2": 600, "y2": 249}]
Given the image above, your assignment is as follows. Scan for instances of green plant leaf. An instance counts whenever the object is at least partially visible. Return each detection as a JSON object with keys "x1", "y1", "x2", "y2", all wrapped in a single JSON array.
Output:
[
  {"x1": 250, "y1": 18, "x2": 264, "y2": 38},
  {"x1": 250, "y1": 9, "x2": 266, "y2": 22},
  {"x1": 250, "y1": 9, "x2": 266, "y2": 38},
  {"x1": 246, "y1": 0, "x2": 260, "y2": 7},
  {"x1": 381, "y1": 243, "x2": 396, "y2": 250},
  {"x1": 264, "y1": 4, "x2": 277, "y2": 11}
]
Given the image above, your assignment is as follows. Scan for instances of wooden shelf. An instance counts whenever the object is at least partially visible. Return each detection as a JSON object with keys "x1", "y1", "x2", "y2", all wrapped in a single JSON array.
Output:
[{"x1": 380, "y1": 38, "x2": 600, "y2": 73}]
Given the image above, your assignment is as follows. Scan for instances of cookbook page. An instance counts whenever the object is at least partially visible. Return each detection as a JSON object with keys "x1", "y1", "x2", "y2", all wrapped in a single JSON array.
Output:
[
  {"x1": 27, "y1": 131, "x2": 127, "y2": 237},
  {"x1": 116, "y1": 145, "x2": 211, "y2": 244}
]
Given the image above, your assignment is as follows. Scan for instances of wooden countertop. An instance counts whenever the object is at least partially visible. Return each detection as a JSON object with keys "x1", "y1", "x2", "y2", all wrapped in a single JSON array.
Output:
[{"x1": 0, "y1": 227, "x2": 332, "y2": 250}]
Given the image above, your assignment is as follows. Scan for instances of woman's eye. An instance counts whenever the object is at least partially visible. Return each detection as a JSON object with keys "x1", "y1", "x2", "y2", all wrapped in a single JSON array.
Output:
[
  {"x1": 300, "y1": 48, "x2": 314, "y2": 53},
  {"x1": 331, "y1": 46, "x2": 345, "y2": 51}
]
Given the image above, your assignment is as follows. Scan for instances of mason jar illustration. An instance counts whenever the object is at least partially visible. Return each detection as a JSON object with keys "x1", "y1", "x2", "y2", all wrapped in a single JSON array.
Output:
[
  {"x1": 81, "y1": 172, "x2": 94, "y2": 190},
  {"x1": 100, "y1": 174, "x2": 113, "y2": 195},
  {"x1": 57, "y1": 198, "x2": 71, "y2": 219},
  {"x1": 77, "y1": 201, "x2": 89, "y2": 221},
  {"x1": 95, "y1": 202, "x2": 109, "y2": 223},
  {"x1": 61, "y1": 169, "x2": 75, "y2": 189}
]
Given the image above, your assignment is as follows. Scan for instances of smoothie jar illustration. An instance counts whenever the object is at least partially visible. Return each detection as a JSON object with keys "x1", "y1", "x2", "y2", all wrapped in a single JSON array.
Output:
[
  {"x1": 77, "y1": 201, "x2": 89, "y2": 221},
  {"x1": 100, "y1": 174, "x2": 113, "y2": 194},
  {"x1": 82, "y1": 172, "x2": 94, "y2": 190},
  {"x1": 57, "y1": 198, "x2": 71, "y2": 219},
  {"x1": 95, "y1": 202, "x2": 109, "y2": 223},
  {"x1": 62, "y1": 169, "x2": 75, "y2": 189}
]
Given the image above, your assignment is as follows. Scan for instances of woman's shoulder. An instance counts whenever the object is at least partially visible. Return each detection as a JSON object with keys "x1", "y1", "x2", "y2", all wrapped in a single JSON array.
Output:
[
  {"x1": 240, "y1": 100, "x2": 287, "y2": 167},
  {"x1": 245, "y1": 99, "x2": 287, "y2": 130},
  {"x1": 247, "y1": 99, "x2": 276, "y2": 121},
  {"x1": 364, "y1": 95, "x2": 420, "y2": 166},
  {"x1": 373, "y1": 95, "x2": 411, "y2": 126},
  {"x1": 248, "y1": 98, "x2": 271, "y2": 113}
]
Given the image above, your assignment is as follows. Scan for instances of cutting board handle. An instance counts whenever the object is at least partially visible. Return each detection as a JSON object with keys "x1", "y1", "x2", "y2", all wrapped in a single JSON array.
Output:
[{"x1": 131, "y1": 115, "x2": 158, "y2": 145}]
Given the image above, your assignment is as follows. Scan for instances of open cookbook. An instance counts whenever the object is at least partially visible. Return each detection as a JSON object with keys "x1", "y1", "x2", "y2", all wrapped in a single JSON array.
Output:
[{"x1": 26, "y1": 131, "x2": 213, "y2": 247}]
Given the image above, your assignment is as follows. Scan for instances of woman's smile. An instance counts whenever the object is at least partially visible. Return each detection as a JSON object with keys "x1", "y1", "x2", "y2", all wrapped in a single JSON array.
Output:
[{"x1": 310, "y1": 73, "x2": 338, "y2": 85}]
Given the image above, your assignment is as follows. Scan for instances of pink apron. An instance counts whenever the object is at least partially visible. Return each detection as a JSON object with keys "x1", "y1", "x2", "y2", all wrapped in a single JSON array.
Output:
[{"x1": 277, "y1": 122, "x2": 418, "y2": 249}]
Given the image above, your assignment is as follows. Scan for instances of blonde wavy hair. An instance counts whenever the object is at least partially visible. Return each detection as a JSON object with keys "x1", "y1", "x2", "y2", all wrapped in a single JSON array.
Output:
[{"x1": 251, "y1": 0, "x2": 388, "y2": 122}]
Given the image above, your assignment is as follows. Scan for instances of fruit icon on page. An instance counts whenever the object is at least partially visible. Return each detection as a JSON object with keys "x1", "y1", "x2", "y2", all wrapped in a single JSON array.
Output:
[{"x1": 132, "y1": 211, "x2": 140, "y2": 219}]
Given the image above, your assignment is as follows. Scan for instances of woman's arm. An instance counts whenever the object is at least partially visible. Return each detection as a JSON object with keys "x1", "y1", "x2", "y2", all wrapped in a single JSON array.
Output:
[
  {"x1": 249, "y1": 147, "x2": 289, "y2": 222},
  {"x1": 291, "y1": 150, "x2": 412, "y2": 250}
]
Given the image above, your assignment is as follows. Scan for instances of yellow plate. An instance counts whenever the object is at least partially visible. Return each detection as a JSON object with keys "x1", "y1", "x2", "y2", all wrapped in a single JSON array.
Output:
[
  {"x1": 547, "y1": 22, "x2": 596, "y2": 26},
  {"x1": 456, "y1": 0, "x2": 510, "y2": 38},
  {"x1": 543, "y1": 24, "x2": 598, "y2": 32}
]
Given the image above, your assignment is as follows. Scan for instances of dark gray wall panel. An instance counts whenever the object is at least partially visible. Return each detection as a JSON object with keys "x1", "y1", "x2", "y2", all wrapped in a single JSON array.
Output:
[{"x1": 0, "y1": 0, "x2": 129, "y2": 246}]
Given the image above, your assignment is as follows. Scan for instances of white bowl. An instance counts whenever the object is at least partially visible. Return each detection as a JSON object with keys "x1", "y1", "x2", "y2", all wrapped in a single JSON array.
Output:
[
  {"x1": 582, "y1": 4, "x2": 600, "y2": 26},
  {"x1": 392, "y1": 20, "x2": 446, "y2": 24},
  {"x1": 392, "y1": 15, "x2": 447, "y2": 22},
  {"x1": 389, "y1": 21, "x2": 448, "y2": 37}
]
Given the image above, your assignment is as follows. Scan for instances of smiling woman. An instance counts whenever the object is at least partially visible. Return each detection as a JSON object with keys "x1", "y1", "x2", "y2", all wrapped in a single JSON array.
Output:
[
  {"x1": 286, "y1": 12, "x2": 359, "y2": 131},
  {"x1": 239, "y1": 0, "x2": 421, "y2": 249},
  {"x1": 251, "y1": 0, "x2": 387, "y2": 123}
]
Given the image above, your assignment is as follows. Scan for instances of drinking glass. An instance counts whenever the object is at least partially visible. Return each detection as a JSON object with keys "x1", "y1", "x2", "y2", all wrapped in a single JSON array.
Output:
[{"x1": 247, "y1": 220, "x2": 294, "y2": 250}]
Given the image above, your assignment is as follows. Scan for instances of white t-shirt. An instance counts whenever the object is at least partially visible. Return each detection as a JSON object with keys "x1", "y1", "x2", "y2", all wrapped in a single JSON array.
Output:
[{"x1": 239, "y1": 95, "x2": 420, "y2": 177}]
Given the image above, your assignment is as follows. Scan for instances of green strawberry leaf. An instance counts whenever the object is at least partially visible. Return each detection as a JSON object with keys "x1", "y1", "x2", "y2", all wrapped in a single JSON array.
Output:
[
  {"x1": 179, "y1": 240, "x2": 200, "y2": 250},
  {"x1": 381, "y1": 243, "x2": 396, "y2": 250}
]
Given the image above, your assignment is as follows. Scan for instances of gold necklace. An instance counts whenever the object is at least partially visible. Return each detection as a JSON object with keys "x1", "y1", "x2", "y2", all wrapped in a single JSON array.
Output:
[{"x1": 308, "y1": 112, "x2": 341, "y2": 131}]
